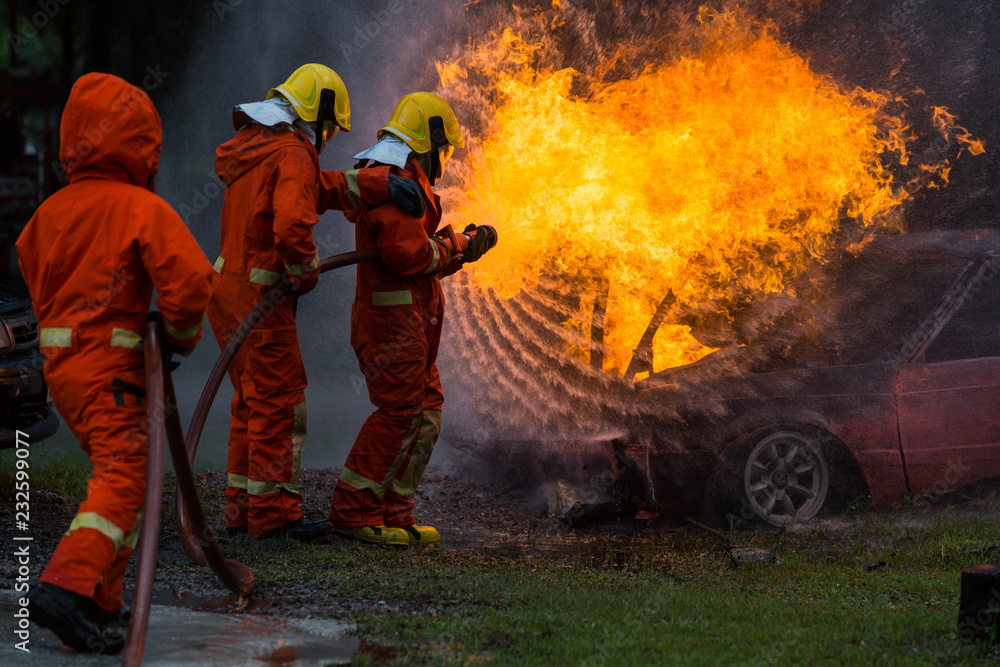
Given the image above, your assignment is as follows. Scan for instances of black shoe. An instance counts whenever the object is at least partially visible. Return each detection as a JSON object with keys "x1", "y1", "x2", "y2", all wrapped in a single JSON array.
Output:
[
  {"x1": 226, "y1": 525, "x2": 248, "y2": 536},
  {"x1": 27, "y1": 583, "x2": 125, "y2": 655},
  {"x1": 92, "y1": 602, "x2": 131, "y2": 631},
  {"x1": 262, "y1": 518, "x2": 333, "y2": 543}
]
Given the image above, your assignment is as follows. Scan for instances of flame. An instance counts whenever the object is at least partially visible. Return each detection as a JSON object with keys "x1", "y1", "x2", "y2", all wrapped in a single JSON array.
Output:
[
  {"x1": 438, "y1": 8, "x2": 978, "y2": 375},
  {"x1": 933, "y1": 106, "x2": 986, "y2": 156}
]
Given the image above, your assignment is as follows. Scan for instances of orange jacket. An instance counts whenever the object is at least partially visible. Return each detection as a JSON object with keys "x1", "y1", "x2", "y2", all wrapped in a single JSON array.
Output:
[
  {"x1": 17, "y1": 72, "x2": 214, "y2": 359},
  {"x1": 213, "y1": 125, "x2": 391, "y2": 296},
  {"x1": 349, "y1": 161, "x2": 463, "y2": 365}
]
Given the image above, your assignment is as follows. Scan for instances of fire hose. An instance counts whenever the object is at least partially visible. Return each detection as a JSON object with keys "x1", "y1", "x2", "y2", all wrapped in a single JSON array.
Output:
[
  {"x1": 175, "y1": 249, "x2": 378, "y2": 566},
  {"x1": 122, "y1": 249, "x2": 376, "y2": 666},
  {"x1": 123, "y1": 319, "x2": 255, "y2": 666},
  {"x1": 122, "y1": 320, "x2": 166, "y2": 667}
]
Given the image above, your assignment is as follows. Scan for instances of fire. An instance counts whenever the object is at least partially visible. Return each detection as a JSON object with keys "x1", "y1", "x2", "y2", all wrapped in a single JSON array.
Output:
[{"x1": 437, "y1": 8, "x2": 976, "y2": 376}]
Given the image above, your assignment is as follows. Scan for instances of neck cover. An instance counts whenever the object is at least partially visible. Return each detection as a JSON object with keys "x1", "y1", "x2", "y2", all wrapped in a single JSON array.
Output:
[{"x1": 353, "y1": 134, "x2": 412, "y2": 169}]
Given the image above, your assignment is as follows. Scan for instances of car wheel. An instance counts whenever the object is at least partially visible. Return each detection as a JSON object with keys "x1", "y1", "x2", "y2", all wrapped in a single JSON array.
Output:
[
  {"x1": 707, "y1": 427, "x2": 838, "y2": 529},
  {"x1": 742, "y1": 430, "x2": 829, "y2": 527}
]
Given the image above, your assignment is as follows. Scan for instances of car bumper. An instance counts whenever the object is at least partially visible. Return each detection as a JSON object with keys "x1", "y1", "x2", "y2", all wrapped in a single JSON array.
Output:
[
  {"x1": 0, "y1": 409, "x2": 59, "y2": 448},
  {"x1": 0, "y1": 352, "x2": 59, "y2": 448}
]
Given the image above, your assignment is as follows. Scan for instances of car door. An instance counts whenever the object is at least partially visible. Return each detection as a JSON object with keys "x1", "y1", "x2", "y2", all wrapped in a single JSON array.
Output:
[{"x1": 896, "y1": 257, "x2": 1000, "y2": 497}]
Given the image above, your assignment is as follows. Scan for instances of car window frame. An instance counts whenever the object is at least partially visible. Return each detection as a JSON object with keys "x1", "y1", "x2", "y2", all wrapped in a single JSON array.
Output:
[{"x1": 896, "y1": 251, "x2": 999, "y2": 366}]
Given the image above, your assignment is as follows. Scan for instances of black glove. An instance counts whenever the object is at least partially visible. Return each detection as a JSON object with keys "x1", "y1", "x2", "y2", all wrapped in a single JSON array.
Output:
[
  {"x1": 162, "y1": 344, "x2": 182, "y2": 374},
  {"x1": 387, "y1": 174, "x2": 426, "y2": 218},
  {"x1": 462, "y1": 224, "x2": 498, "y2": 263}
]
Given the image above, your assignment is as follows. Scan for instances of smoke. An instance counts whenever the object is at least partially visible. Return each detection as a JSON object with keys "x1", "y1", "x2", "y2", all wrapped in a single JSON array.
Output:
[
  {"x1": 153, "y1": 0, "x2": 468, "y2": 469},
  {"x1": 147, "y1": 0, "x2": 998, "y2": 483}
]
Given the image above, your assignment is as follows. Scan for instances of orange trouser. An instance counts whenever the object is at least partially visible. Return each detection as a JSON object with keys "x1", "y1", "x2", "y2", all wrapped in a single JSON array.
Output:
[
  {"x1": 329, "y1": 363, "x2": 443, "y2": 528},
  {"x1": 39, "y1": 351, "x2": 146, "y2": 612},
  {"x1": 218, "y1": 326, "x2": 308, "y2": 537}
]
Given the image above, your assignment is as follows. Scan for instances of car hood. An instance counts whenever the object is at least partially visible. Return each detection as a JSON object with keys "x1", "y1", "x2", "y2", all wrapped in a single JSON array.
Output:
[
  {"x1": 638, "y1": 346, "x2": 748, "y2": 389},
  {"x1": 0, "y1": 288, "x2": 29, "y2": 317}
]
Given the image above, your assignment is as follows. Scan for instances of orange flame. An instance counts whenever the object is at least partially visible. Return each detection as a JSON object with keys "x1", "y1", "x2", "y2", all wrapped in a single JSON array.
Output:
[{"x1": 438, "y1": 9, "x2": 978, "y2": 375}]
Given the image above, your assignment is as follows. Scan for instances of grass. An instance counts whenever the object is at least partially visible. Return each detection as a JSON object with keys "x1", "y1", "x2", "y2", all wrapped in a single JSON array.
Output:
[
  {"x1": 0, "y1": 448, "x2": 91, "y2": 499},
  {"x1": 199, "y1": 505, "x2": 1000, "y2": 665},
  {"x1": 14, "y1": 462, "x2": 1000, "y2": 665}
]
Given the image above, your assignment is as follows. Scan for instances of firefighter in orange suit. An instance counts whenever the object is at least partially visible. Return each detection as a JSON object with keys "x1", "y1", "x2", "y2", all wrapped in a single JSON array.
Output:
[
  {"x1": 209, "y1": 64, "x2": 423, "y2": 542},
  {"x1": 329, "y1": 92, "x2": 497, "y2": 546},
  {"x1": 17, "y1": 72, "x2": 214, "y2": 654}
]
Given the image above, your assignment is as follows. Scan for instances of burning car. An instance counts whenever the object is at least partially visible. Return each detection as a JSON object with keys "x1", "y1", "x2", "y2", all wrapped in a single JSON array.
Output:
[
  {"x1": 622, "y1": 230, "x2": 1000, "y2": 527},
  {"x1": 435, "y1": 5, "x2": 990, "y2": 529},
  {"x1": 445, "y1": 231, "x2": 1000, "y2": 528}
]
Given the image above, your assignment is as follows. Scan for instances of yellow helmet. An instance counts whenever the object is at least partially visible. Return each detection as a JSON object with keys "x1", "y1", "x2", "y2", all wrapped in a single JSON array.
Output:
[
  {"x1": 378, "y1": 92, "x2": 463, "y2": 183},
  {"x1": 378, "y1": 92, "x2": 464, "y2": 153},
  {"x1": 268, "y1": 63, "x2": 351, "y2": 132}
]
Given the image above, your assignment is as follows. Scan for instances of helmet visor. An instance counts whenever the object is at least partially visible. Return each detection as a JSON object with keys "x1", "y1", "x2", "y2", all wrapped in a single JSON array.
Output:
[
  {"x1": 439, "y1": 144, "x2": 454, "y2": 169},
  {"x1": 322, "y1": 121, "x2": 339, "y2": 144}
]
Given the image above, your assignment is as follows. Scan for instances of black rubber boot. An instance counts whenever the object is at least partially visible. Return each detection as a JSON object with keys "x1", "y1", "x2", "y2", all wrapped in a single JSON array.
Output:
[
  {"x1": 92, "y1": 601, "x2": 131, "y2": 631},
  {"x1": 262, "y1": 518, "x2": 333, "y2": 543},
  {"x1": 27, "y1": 583, "x2": 125, "y2": 655}
]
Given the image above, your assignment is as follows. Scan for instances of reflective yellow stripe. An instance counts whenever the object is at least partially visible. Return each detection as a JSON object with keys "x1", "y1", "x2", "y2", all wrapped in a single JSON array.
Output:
[
  {"x1": 227, "y1": 473, "x2": 248, "y2": 489},
  {"x1": 163, "y1": 317, "x2": 204, "y2": 341},
  {"x1": 345, "y1": 169, "x2": 362, "y2": 209},
  {"x1": 66, "y1": 512, "x2": 125, "y2": 549},
  {"x1": 39, "y1": 327, "x2": 72, "y2": 347},
  {"x1": 110, "y1": 327, "x2": 143, "y2": 350},
  {"x1": 284, "y1": 253, "x2": 319, "y2": 277},
  {"x1": 391, "y1": 409, "x2": 442, "y2": 498},
  {"x1": 247, "y1": 479, "x2": 299, "y2": 495},
  {"x1": 248, "y1": 267, "x2": 282, "y2": 286},
  {"x1": 338, "y1": 466, "x2": 381, "y2": 495},
  {"x1": 245, "y1": 401, "x2": 306, "y2": 497},
  {"x1": 213, "y1": 256, "x2": 225, "y2": 273},
  {"x1": 123, "y1": 511, "x2": 143, "y2": 550},
  {"x1": 423, "y1": 239, "x2": 442, "y2": 274},
  {"x1": 372, "y1": 290, "x2": 413, "y2": 306},
  {"x1": 338, "y1": 414, "x2": 420, "y2": 499}
]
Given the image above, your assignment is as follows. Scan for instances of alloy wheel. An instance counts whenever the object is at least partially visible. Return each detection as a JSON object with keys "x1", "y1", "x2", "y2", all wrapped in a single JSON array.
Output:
[{"x1": 742, "y1": 430, "x2": 829, "y2": 527}]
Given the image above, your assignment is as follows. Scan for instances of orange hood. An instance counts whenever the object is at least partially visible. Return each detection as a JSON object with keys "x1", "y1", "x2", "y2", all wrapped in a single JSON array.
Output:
[
  {"x1": 215, "y1": 123, "x2": 317, "y2": 185},
  {"x1": 60, "y1": 72, "x2": 162, "y2": 191}
]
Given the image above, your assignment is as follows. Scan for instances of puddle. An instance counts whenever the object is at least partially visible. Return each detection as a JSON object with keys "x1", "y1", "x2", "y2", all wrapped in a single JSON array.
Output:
[
  {"x1": 0, "y1": 590, "x2": 362, "y2": 666},
  {"x1": 140, "y1": 587, "x2": 271, "y2": 614},
  {"x1": 254, "y1": 640, "x2": 406, "y2": 665}
]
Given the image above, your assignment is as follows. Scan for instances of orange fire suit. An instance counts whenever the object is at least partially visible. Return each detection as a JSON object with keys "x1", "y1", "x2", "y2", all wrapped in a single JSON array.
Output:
[
  {"x1": 209, "y1": 123, "x2": 392, "y2": 537},
  {"x1": 329, "y1": 161, "x2": 463, "y2": 529},
  {"x1": 16, "y1": 72, "x2": 214, "y2": 613}
]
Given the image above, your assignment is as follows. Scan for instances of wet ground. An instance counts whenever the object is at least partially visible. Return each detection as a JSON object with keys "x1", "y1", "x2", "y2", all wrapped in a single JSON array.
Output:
[{"x1": 0, "y1": 590, "x2": 360, "y2": 666}]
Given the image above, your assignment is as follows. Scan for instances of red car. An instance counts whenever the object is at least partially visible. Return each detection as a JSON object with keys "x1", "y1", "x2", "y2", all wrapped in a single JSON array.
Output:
[
  {"x1": 443, "y1": 230, "x2": 1000, "y2": 528},
  {"x1": 623, "y1": 230, "x2": 1000, "y2": 527}
]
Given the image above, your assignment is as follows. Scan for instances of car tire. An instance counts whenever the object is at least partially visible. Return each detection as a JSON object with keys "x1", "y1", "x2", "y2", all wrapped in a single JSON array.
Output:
[{"x1": 704, "y1": 425, "x2": 863, "y2": 529}]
